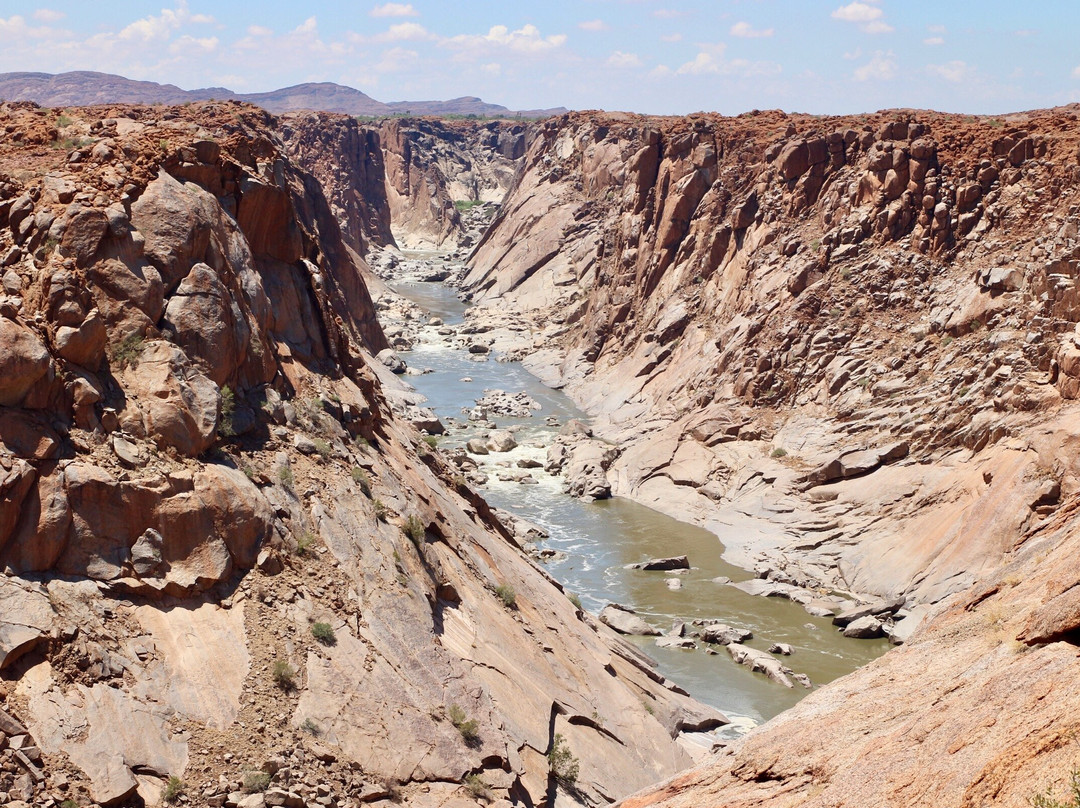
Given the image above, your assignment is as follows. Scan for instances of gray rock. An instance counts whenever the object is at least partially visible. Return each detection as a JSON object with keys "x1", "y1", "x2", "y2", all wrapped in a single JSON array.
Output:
[
  {"x1": 701, "y1": 624, "x2": 753, "y2": 645},
  {"x1": 465, "y1": 438, "x2": 489, "y2": 455},
  {"x1": 111, "y1": 434, "x2": 143, "y2": 468},
  {"x1": 599, "y1": 605, "x2": 661, "y2": 636},
  {"x1": 638, "y1": 555, "x2": 690, "y2": 571},
  {"x1": 842, "y1": 615, "x2": 884, "y2": 639},
  {"x1": 655, "y1": 636, "x2": 696, "y2": 650},
  {"x1": 130, "y1": 529, "x2": 163, "y2": 577},
  {"x1": 486, "y1": 429, "x2": 518, "y2": 452},
  {"x1": 726, "y1": 644, "x2": 793, "y2": 687},
  {"x1": 376, "y1": 348, "x2": 406, "y2": 373},
  {"x1": 768, "y1": 642, "x2": 795, "y2": 656}
]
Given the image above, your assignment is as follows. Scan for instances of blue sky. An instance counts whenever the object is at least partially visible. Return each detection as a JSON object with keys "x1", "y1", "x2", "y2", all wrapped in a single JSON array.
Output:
[{"x1": 1, "y1": 1, "x2": 1079, "y2": 115}]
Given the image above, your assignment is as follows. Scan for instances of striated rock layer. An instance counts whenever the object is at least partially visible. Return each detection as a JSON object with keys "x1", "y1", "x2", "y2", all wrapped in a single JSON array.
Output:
[
  {"x1": 459, "y1": 107, "x2": 1080, "y2": 807},
  {"x1": 0, "y1": 100, "x2": 721, "y2": 808}
]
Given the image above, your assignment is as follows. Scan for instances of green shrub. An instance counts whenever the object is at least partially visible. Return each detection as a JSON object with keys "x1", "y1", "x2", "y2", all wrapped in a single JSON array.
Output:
[
  {"x1": 423, "y1": 435, "x2": 439, "y2": 448},
  {"x1": 163, "y1": 775, "x2": 185, "y2": 803},
  {"x1": 453, "y1": 199, "x2": 483, "y2": 212},
  {"x1": 56, "y1": 113, "x2": 73, "y2": 128},
  {"x1": 301, "y1": 717, "x2": 321, "y2": 736},
  {"x1": 243, "y1": 770, "x2": 271, "y2": 793},
  {"x1": 352, "y1": 466, "x2": 371, "y2": 494},
  {"x1": 272, "y1": 659, "x2": 296, "y2": 691},
  {"x1": 278, "y1": 465, "x2": 295, "y2": 489},
  {"x1": 404, "y1": 514, "x2": 425, "y2": 545},
  {"x1": 313, "y1": 438, "x2": 332, "y2": 459},
  {"x1": 547, "y1": 733, "x2": 579, "y2": 786},
  {"x1": 568, "y1": 592, "x2": 582, "y2": 610},
  {"x1": 373, "y1": 499, "x2": 388, "y2": 520},
  {"x1": 464, "y1": 773, "x2": 492, "y2": 799},
  {"x1": 494, "y1": 584, "x2": 517, "y2": 609},
  {"x1": 311, "y1": 621, "x2": 336, "y2": 646},
  {"x1": 1031, "y1": 768, "x2": 1080, "y2": 808},
  {"x1": 449, "y1": 704, "x2": 479, "y2": 743},
  {"x1": 771, "y1": 448, "x2": 787, "y2": 458},
  {"x1": 218, "y1": 385, "x2": 236, "y2": 437},
  {"x1": 61, "y1": 801, "x2": 80, "y2": 808},
  {"x1": 296, "y1": 531, "x2": 316, "y2": 556},
  {"x1": 112, "y1": 333, "x2": 144, "y2": 370}
]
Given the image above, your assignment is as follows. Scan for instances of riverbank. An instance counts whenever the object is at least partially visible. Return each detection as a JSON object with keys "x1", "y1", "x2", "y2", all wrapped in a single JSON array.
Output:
[{"x1": 365, "y1": 247, "x2": 892, "y2": 726}]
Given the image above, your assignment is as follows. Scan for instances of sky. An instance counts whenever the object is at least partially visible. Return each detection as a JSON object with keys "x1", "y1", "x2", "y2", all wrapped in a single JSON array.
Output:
[{"x1": 1, "y1": 1, "x2": 1079, "y2": 115}]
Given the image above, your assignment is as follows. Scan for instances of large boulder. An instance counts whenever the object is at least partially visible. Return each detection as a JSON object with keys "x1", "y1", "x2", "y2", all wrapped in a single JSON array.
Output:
[
  {"x1": 161, "y1": 262, "x2": 250, "y2": 385},
  {"x1": 600, "y1": 604, "x2": 661, "y2": 636},
  {"x1": 0, "y1": 317, "x2": 51, "y2": 406},
  {"x1": 0, "y1": 577, "x2": 54, "y2": 670},
  {"x1": 54, "y1": 308, "x2": 107, "y2": 368},
  {"x1": 126, "y1": 341, "x2": 219, "y2": 456}
]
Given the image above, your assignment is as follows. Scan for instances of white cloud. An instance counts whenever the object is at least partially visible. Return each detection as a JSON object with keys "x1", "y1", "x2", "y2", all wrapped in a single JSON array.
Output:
[
  {"x1": 853, "y1": 50, "x2": 896, "y2": 81},
  {"x1": 660, "y1": 33, "x2": 682, "y2": 42},
  {"x1": 832, "y1": 2, "x2": 892, "y2": 33},
  {"x1": 579, "y1": 19, "x2": 607, "y2": 32},
  {"x1": 832, "y1": 2, "x2": 882, "y2": 23},
  {"x1": 653, "y1": 9, "x2": 687, "y2": 19},
  {"x1": 446, "y1": 24, "x2": 567, "y2": 56},
  {"x1": 375, "y1": 22, "x2": 434, "y2": 42},
  {"x1": 480, "y1": 62, "x2": 501, "y2": 76},
  {"x1": 1071, "y1": 65, "x2": 1080, "y2": 79},
  {"x1": 677, "y1": 52, "x2": 720, "y2": 75},
  {"x1": 247, "y1": 25, "x2": 272, "y2": 36},
  {"x1": 927, "y1": 24, "x2": 946, "y2": 33},
  {"x1": 649, "y1": 64, "x2": 674, "y2": 79},
  {"x1": 923, "y1": 36, "x2": 944, "y2": 46},
  {"x1": 926, "y1": 60, "x2": 973, "y2": 83},
  {"x1": 843, "y1": 47, "x2": 862, "y2": 60},
  {"x1": 169, "y1": 34, "x2": 219, "y2": 54},
  {"x1": 607, "y1": 51, "x2": 641, "y2": 68},
  {"x1": 375, "y1": 46, "x2": 418, "y2": 72},
  {"x1": 371, "y1": 3, "x2": 419, "y2": 18},
  {"x1": 730, "y1": 21, "x2": 774, "y2": 39},
  {"x1": 32, "y1": 8, "x2": 64, "y2": 22}
]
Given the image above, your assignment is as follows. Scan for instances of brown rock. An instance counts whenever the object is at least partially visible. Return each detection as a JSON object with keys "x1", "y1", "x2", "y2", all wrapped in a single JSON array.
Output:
[{"x1": 0, "y1": 318, "x2": 51, "y2": 406}]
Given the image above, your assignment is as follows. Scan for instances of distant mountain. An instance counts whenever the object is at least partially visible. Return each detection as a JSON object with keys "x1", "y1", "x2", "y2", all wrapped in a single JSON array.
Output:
[{"x1": 0, "y1": 71, "x2": 567, "y2": 119}]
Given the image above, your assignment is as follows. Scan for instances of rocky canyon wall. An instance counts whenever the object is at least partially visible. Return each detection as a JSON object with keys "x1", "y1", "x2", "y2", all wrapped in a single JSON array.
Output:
[
  {"x1": 0, "y1": 101, "x2": 721, "y2": 808},
  {"x1": 379, "y1": 118, "x2": 529, "y2": 249},
  {"x1": 460, "y1": 107, "x2": 1080, "y2": 807}
]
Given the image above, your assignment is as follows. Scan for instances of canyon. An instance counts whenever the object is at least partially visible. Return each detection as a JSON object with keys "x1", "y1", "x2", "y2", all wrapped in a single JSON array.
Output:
[{"x1": 1, "y1": 91, "x2": 1079, "y2": 808}]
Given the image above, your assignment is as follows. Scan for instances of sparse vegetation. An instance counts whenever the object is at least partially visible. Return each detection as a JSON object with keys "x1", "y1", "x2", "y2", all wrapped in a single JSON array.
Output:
[
  {"x1": 373, "y1": 499, "x2": 388, "y2": 520},
  {"x1": 56, "y1": 113, "x2": 73, "y2": 128},
  {"x1": 1031, "y1": 768, "x2": 1080, "y2": 808},
  {"x1": 404, "y1": 514, "x2": 425, "y2": 544},
  {"x1": 449, "y1": 704, "x2": 480, "y2": 743},
  {"x1": 51, "y1": 136, "x2": 91, "y2": 151},
  {"x1": 810, "y1": 238, "x2": 822, "y2": 251},
  {"x1": 301, "y1": 717, "x2": 321, "y2": 736},
  {"x1": 278, "y1": 465, "x2": 295, "y2": 489},
  {"x1": 547, "y1": 733, "x2": 580, "y2": 786},
  {"x1": 423, "y1": 435, "x2": 439, "y2": 449},
  {"x1": 771, "y1": 447, "x2": 788, "y2": 458},
  {"x1": 218, "y1": 385, "x2": 236, "y2": 437},
  {"x1": 465, "y1": 773, "x2": 493, "y2": 800},
  {"x1": 312, "y1": 621, "x2": 336, "y2": 646},
  {"x1": 355, "y1": 435, "x2": 371, "y2": 448},
  {"x1": 43, "y1": 235, "x2": 59, "y2": 254},
  {"x1": 112, "y1": 333, "x2": 144, "y2": 370},
  {"x1": 494, "y1": 584, "x2": 517, "y2": 609},
  {"x1": 313, "y1": 438, "x2": 332, "y2": 459},
  {"x1": 163, "y1": 775, "x2": 185, "y2": 803},
  {"x1": 242, "y1": 770, "x2": 271, "y2": 793},
  {"x1": 568, "y1": 592, "x2": 582, "y2": 610},
  {"x1": 296, "y1": 531, "x2": 316, "y2": 556},
  {"x1": 61, "y1": 801, "x2": 80, "y2": 808},
  {"x1": 454, "y1": 199, "x2": 483, "y2": 212},
  {"x1": 352, "y1": 466, "x2": 371, "y2": 494},
  {"x1": 272, "y1": 659, "x2": 296, "y2": 691}
]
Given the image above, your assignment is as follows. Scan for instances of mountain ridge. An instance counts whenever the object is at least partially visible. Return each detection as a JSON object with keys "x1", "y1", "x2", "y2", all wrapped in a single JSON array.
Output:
[{"x1": 0, "y1": 70, "x2": 567, "y2": 119}]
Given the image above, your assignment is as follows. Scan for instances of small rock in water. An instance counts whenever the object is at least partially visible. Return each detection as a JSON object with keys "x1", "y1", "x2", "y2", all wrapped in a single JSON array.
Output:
[
  {"x1": 768, "y1": 642, "x2": 795, "y2": 656},
  {"x1": 460, "y1": 376, "x2": 473, "y2": 383},
  {"x1": 666, "y1": 579, "x2": 683, "y2": 591}
]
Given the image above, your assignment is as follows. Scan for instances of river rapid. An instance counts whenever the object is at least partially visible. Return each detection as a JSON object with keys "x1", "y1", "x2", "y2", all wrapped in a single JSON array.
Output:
[{"x1": 388, "y1": 271, "x2": 889, "y2": 730}]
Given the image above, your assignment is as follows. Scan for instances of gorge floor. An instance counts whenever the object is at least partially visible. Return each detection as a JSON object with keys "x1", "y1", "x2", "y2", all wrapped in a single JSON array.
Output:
[{"x1": 381, "y1": 260, "x2": 891, "y2": 727}]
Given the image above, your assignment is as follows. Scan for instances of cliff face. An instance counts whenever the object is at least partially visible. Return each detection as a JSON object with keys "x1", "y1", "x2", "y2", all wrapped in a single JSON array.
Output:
[
  {"x1": 379, "y1": 118, "x2": 529, "y2": 249},
  {"x1": 280, "y1": 111, "x2": 395, "y2": 256},
  {"x1": 0, "y1": 101, "x2": 721, "y2": 808},
  {"x1": 461, "y1": 107, "x2": 1080, "y2": 807}
]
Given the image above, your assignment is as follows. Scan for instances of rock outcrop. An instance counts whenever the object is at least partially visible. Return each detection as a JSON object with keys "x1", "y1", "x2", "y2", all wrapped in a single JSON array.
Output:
[
  {"x1": 379, "y1": 118, "x2": 528, "y2": 248},
  {"x1": 0, "y1": 101, "x2": 720, "y2": 808},
  {"x1": 457, "y1": 106, "x2": 1080, "y2": 808}
]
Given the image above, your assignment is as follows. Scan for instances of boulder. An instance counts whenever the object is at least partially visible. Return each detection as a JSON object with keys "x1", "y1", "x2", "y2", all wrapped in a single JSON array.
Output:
[
  {"x1": 656, "y1": 636, "x2": 696, "y2": 650},
  {"x1": 726, "y1": 644, "x2": 793, "y2": 688},
  {"x1": 486, "y1": 429, "x2": 518, "y2": 452},
  {"x1": 701, "y1": 624, "x2": 753, "y2": 645},
  {"x1": 376, "y1": 348, "x2": 406, "y2": 373},
  {"x1": 564, "y1": 439, "x2": 618, "y2": 499},
  {"x1": 126, "y1": 341, "x2": 218, "y2": 456},
  {"x1": 841, "y1": 615, "x2": 884, "y2": 639},
  {"x1": 161, "y1": 262, "x2": 249, "y2": 385},
  {"x1": 0, "y1": 577, "x2": 54, "y2": 669},
  {"x1": 0, "y1": 317, "x2": 51, "y2": 406},
  {"x1": 769, "y1": 643, "x2": 795, "y2": 655},
  {"x1": 638, "y1": 555, "x2": 690, "y2": 571},
  {"x1": 599, "y1": 605, "x2": 661, "y2": 636},
  {"x1": 54, "y1": 308, "x2": 107, "y2": 368}
]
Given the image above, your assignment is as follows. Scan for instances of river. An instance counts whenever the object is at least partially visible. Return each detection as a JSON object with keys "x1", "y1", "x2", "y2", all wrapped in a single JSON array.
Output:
[{"x1": 391, "y1": 276, "x2": 889, "y2": 729}]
